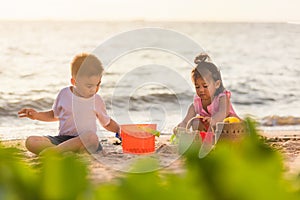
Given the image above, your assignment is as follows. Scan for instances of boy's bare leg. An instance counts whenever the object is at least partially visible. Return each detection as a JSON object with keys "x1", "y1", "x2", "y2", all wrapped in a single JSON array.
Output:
[
  {"x1": 46, "y1": 131, "x2": 99, "y2": 154},
  {"x1": 25, "y1": 136, "x2": 55, "y2": 155}
]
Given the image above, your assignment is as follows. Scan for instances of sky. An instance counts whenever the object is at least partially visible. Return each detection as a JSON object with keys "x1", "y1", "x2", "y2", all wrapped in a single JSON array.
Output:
[{"x1": 0, "y1": 0, "x2": 300, "y2": 22}]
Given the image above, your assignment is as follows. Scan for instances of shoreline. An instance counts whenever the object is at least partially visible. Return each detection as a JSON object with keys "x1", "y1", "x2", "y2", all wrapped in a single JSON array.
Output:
[{"x1": 1, "y1": 125, "x2": 300, "y2": 142}]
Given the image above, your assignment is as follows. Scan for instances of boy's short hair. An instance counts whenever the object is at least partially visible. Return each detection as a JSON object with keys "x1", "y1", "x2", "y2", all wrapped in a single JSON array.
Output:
[{"x1": 71, "y1": 53, "x2": 103, "y2": 78}]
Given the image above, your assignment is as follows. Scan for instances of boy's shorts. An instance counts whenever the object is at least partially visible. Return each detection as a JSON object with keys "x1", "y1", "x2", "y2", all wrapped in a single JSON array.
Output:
[{"x1": 45, "y1": 135, "x2": 103, "y2": 152}]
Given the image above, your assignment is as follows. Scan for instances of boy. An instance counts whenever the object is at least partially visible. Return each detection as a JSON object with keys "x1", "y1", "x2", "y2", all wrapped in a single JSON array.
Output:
[{"x1": 18, "y1": 53, "x2": 120, "y2": 155}]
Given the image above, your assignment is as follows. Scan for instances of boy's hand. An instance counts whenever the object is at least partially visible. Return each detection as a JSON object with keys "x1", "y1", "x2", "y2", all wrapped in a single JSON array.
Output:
[
  {"x1": 173, "y1": 126, "x2": 186, "y2": 135},
  {"x1": 18, "y1": 108, "x2": 38, "y2": 120}
]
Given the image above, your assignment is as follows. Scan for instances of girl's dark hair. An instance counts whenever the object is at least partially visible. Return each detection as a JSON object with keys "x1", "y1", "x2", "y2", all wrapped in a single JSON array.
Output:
[{"x1": 191, "y1": 53, "x2": 225, "y2": 96}]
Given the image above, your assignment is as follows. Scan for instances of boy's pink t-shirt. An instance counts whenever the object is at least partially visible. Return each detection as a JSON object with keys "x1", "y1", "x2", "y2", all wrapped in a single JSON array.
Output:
[
  {"x1": 193, "y1": 90, "x2": 238, "y2": 118},
  {"x1": 52, "y1": 87, "x2": 111, "y2": 136}
]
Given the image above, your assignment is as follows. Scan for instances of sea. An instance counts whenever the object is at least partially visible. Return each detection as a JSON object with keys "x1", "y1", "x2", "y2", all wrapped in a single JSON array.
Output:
[{"x1": 0, "y1": 21, "x2": 300, "y2": 140}]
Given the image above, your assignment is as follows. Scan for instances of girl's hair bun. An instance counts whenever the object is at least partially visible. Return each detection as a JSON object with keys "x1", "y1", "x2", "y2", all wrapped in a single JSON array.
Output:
[{"x1": 194, "y1": 53, "x2": 211, "y2": 64}]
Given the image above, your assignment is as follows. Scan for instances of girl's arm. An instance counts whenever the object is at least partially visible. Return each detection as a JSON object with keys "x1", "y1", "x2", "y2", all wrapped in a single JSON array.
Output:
[
  {"x1": 175, "y1": 103, "x2": 197, "y2": 129},
  {"x1": 18, "y1": 108, "x2": 58, "y2": 122},
  {"x1": 103, "y1": 118, "x2": 120, "y2": 133},
  {"x1": 210, "y1": 95, "x2": 230, "y2": 126}
]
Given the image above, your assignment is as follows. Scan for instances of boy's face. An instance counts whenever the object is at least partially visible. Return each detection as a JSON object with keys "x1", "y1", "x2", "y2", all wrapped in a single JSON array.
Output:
[{"x1": 72, "y1": 75, "x2": 102, "y2": 98}]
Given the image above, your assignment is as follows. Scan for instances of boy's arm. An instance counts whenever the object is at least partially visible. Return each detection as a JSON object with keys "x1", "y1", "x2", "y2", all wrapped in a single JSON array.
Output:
[
  {"x1": 18, "y1": 108, "x2": 58, "y2": 122},
  {"x1": 103, "y1": 118, "x2": 120, "y2": 133}
]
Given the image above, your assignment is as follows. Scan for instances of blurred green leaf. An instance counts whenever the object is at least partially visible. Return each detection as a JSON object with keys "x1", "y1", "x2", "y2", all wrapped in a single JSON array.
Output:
[
  {"x1": 39, "y1": 150, "x2": 90, "y2": 200},
  {"x1": 1, "y1": 117, "x2": 300, "y2": 199},
  {"x1": 0, "y1": 147, "x2": 39, "y2": 200}
]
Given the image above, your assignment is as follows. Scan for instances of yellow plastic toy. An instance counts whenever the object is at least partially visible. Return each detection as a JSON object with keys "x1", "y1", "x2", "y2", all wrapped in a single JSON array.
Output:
[{"x1": 223, "y1": 117, "x2": 240, "y2": 123}]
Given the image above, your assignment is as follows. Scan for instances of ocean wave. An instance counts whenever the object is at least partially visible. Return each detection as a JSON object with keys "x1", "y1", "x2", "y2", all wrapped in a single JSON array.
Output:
[
  {"x1": 233, "y1": 101, "x2": 265, "y2": 106},
  {"x1": 130, "y1": 93, "x2": 190, "y2": 103},
  {"x1": 1, "y1": 92, "x2": 192, "y2": 117},
  {"x1": 2, "y1": 94, "x2": 300, "y2": 129},
  {"x1": 0, "y1": 98, "x2": 54, "y2": 117},
  {"x1": 105, "y1": 92, "x2": 192, "y2": 110},
  {"x1": 261, "y1": 115, "x2": 300, "y2": 126}
]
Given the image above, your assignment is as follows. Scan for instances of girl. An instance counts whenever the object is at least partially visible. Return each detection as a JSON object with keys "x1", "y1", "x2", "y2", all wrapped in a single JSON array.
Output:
[{"x1": 174, "y1": 53, "x2": 239, "y2": 133}]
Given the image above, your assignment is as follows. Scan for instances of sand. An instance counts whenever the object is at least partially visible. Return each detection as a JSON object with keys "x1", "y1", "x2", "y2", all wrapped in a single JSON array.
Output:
[
  {"x1": 1, "y1": 130, "x2": 300, "y2": 183},
  {"x1": 0, "y1": 135, "x2": 183, "y2": 184},
  {"x1": 260, "y1": 130, "x2": 300, "y2": 176}
]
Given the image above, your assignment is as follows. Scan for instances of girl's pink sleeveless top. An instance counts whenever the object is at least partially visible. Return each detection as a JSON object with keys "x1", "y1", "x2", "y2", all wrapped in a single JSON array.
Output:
[{"x1": 193, "y1": 90, "x2": 238, "y2": 118}]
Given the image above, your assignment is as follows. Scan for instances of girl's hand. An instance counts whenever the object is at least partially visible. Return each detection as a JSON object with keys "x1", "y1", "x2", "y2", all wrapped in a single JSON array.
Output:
[
  {"x1": 173, "y1": 126, "x2": 179, "y2": 135},
  {"x1": 18, "y1": 108, "x2": 38, "y2": 120},
  {"x1": 199, "y1": 116, "x2": 211, "y2": 131},
  {"x1": 201, "y1": 116, "x2": 211, "y2": 123}
]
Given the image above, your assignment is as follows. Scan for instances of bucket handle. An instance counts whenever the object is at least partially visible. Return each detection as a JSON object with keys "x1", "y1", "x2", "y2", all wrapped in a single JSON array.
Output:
[
  {"x1": 186, "y1": 116, "x2": 212, "y2": 132},
  {"x1": 171, "y1": 116, "x2": 211, "y2": 144}
]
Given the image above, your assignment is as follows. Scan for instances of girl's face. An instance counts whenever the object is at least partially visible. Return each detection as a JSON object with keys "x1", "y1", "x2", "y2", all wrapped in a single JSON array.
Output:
[
  {"x1": 72, "y1": 75, "x2": 101, "y2": 98},
  {"x1": 194, "y1": 75, "x2": 220, "y2": 101}
]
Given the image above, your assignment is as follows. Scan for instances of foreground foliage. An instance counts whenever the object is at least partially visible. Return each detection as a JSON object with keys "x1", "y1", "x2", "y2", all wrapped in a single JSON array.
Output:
[{"x1": 1, "y1": 118, "x2": 300, "y2": 199}]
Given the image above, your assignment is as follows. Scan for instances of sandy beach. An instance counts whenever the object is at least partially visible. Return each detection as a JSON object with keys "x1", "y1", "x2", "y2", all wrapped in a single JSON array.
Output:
[
  {"x1": 0, "y1": 135, "x2": 183, "y2": 184},
  {"x1": 1, "y1": 130, "x2": 300, "y2": 184},
  {"x1": 260, "y1": 130, "x2": 300, "y2": 176}
]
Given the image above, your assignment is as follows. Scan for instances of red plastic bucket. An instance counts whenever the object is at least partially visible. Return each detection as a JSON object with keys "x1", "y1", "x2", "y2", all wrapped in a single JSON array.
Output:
[
  {"x1": 199, "y1": 131, "x2": 214, "y2": 144},
  {"x1": 120, "y1": 124, "x2": 157, "y2": 154}
]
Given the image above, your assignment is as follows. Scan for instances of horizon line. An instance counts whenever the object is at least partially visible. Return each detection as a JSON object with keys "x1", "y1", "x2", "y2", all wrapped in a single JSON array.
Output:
[{"x1": 0, "y1": 18, "x2": 296, "y2": 24}]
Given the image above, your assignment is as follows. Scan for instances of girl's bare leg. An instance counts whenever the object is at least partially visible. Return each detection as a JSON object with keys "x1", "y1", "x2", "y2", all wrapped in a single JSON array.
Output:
[{"x1": 25, "y1": 136, "x2": 55, "y2": 155}]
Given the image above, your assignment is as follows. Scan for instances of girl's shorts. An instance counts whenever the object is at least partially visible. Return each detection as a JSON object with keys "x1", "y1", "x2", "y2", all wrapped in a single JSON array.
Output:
[{"x1": 45, "y1": 135, "x2": 103, "y2": 152}]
